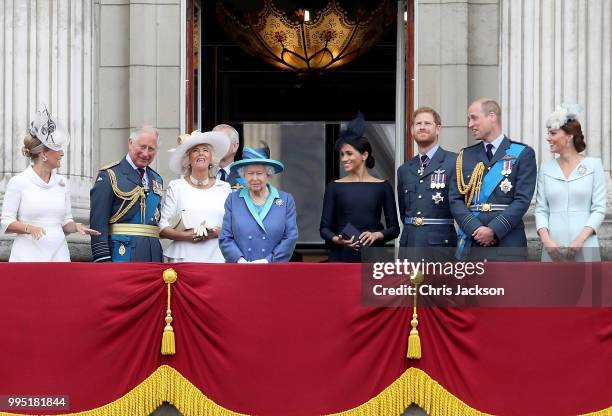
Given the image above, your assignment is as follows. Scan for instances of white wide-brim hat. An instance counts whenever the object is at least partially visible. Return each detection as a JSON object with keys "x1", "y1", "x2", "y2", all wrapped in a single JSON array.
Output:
[{"x1": 169, "y1": 131, "x2": 230, "y2": 175}]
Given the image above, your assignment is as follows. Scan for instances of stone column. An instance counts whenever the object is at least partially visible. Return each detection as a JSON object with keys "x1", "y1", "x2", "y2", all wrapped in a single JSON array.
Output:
[
  {"x1": 97, "y1": 0, "x2": 182, "y2": 184},
  {"x1": 416, "y1": 0, "x2": 500, "y2": 154},
  {"x1": 500, "y1": 0, "x2": 612, "y2": 247},
  {"x1": 0, "y1": 0, "x2": 95, "y2": 259},
  {"x1": 500, "y1": 0, "x2": 612, "y2": 166}
]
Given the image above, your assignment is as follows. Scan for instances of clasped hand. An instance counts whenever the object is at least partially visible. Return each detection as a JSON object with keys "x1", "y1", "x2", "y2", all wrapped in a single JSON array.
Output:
[{"x1": 472, "y1": 226, "x2": 496, "y2": 246}]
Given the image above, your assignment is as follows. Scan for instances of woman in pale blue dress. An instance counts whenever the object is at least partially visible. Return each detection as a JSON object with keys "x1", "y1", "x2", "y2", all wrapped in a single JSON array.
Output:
[{"x1": 535, "y1": 104, "x2": 607, "y2": 261}]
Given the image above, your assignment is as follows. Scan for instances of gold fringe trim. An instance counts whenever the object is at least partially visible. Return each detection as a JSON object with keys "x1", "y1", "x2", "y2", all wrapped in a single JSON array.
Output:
[
  {"x1": 2, "y1": 365, "x2": 611, "y2": 416},
  {"x1": 580, "y1": 406, "x2": 612, "y2": 415},
  {"x1": 0, "y1": 365, "x2": 246, "y2": 416},
  {"x1": 329, "y1": 367, "x2": 491, "y2": 416}
]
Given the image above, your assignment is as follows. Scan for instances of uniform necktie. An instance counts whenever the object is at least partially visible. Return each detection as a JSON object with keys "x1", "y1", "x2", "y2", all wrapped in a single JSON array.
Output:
[
  {"x1": 486, "y1": 143, "x2": 494, "y2": 161},
  {"x1": 137, "y1": 168, "x2": 146, "y2": 187},
  {"x1": 420, "y1": 155, "x2": 430, "y2": 167}
]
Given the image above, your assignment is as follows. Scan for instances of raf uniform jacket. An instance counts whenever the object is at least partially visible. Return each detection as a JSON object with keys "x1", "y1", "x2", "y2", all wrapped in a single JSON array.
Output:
[
  {"x1": 449, "y1": 136, "x2": 537, "y2": 249},
  {"x1": 219, "y1": 186, "x2": 298, "y2": 263},
  {"x1": 90, "y1": 158, "x2": 163, "y2": 262},
  {"x1": 397, "y1": 147, "x2": 457, "y2": 247}
]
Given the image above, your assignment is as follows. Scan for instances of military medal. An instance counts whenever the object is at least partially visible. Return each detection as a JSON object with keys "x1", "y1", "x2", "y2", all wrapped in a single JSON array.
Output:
[
  {"x1": 153, "y1": 208, "x2": 161, "y2": 223},
  {"x1": 152, "y1": 179, "x2": 163, "y2": 195},
  {"x1": 274, "y1": 198, "x2": 283, "y2": 207},
  {"x1": 432, "y1": 192, "x2": 444, "y2": 205},
  {"x1": 577, "y1": 164, "x2": 587, "y2": 176},
  {"x1": 500, "y1": 178, "x2": 513, "y2": 193},
  {"x1": 431, "y1": 169, "x2": 446, "y2": 189},
  {"x1": 417, "y1": 165, "x2": 425, "y2": 176},
  {"x1": 501, "y1": 160, "x2": 513, "y2": 176},
  {"x1": 118, "y1": 243, "x2": 126, "y2": 256},
  {"x1": 501, "y1": 155, "x2": 515, "y2": 176}
]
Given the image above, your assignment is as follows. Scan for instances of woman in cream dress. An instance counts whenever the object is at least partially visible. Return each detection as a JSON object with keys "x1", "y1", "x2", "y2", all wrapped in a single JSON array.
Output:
[
  {"x1": 535, "y1": 104, "x2": 607, "y2": 261},
  {"x1": 0, "y1": 107, "x2": 99, "y2": 261},
  {"x1": 159, "y1": 131, "x2": 231, "y2": 262}
]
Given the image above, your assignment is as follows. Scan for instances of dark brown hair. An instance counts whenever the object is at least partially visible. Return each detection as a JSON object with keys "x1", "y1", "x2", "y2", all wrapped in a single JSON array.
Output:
[{"x1": 561, "y1": 118, "x2": 586, "y2": 152}]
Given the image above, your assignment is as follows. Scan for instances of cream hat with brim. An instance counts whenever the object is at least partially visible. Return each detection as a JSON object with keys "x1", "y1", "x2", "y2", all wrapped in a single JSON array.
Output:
[{"x1": 169, "y1": 131, "x2": 230, "y2": 175}]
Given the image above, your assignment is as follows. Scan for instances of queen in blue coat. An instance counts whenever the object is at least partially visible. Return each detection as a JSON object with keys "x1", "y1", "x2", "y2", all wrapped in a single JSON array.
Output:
[{"x1": 219, "y1": 147, "x2": 298, "y2": 263}]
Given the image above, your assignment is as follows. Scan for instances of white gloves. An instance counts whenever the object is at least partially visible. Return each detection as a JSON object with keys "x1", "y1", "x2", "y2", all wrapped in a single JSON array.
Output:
[{"x1": 237, "y1": 257, "x2": 269, "y2": 264}]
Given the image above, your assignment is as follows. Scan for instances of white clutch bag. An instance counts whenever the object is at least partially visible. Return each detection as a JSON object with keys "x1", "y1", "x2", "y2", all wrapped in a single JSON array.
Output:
[{"x1": 169, "y1": 210, "x2": 194, "y2": 232}]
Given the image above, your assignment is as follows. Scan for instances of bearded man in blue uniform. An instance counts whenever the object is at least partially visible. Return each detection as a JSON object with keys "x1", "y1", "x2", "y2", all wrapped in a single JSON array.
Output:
[
  {"x1": 397, "y1": 107, "x2": 457, "y2": 249},
  {"x1": 450, "y1": 99, "x2": 537, "y2": 259},
  {"x1": 90, "y1": 126, "x2": 164, "y2": 262}
]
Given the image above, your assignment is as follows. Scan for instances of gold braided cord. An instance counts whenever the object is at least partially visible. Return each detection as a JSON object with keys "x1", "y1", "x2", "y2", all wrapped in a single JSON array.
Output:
[
  {"x1": 106, "y1": 169, "x2": 146, "y2": 224},
  {"x1": 1, "y1": 365, "x2": 610, "y2": 416},
  {"x1": 455, "y1": 150, "x2": 486, "y2": 208}
]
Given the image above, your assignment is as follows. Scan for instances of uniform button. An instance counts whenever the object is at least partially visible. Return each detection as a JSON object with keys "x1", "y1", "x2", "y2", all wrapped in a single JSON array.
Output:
[
  {"x1": 488, "y1": 167, "x2": 491, "y2": 170},
  {"x1": 419, "y1": 180, "x2": 423, "y2": 183},
  {"x1": 418, "y1": 195, "x2": 422, "y2": 199},
  {"x1": 405, "y1": 190, "x2": 408, "y2": 193},
  {"x1": 261, "y1": 248, "x2": 265, "y2": 252},
  {"x1": 248, "y1": 236, "x2": 253, "y2": 240},
  {"x1": 445, "y1": 240, "x2": 449, "y2": 243},
  {"x1": 262, "y1": 236, "x2": 266, "y2": 240},
  {"x1": 247, "y1": 248, "x2": 252, "y2": 252}
]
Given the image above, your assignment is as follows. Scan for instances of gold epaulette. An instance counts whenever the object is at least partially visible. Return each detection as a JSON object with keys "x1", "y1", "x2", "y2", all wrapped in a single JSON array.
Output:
[
  {"x1": 100, "y1": 160, "x2": 121, "y2": 170},
  {"x1": 455, "y1": 150, "x2": 486, "y2": 208},
  {"x1": 106, "y1": 168, "x2": 147, "y2": 224}
]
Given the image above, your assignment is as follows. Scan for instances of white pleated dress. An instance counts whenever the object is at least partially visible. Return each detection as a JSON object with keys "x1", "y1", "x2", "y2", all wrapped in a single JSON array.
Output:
[{"x1": 1, "y1": 166, "x2": 73, "y2": 262}]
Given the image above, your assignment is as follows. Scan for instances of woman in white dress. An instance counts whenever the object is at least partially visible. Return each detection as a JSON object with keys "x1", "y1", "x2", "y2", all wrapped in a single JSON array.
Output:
[
  {"x1": 0, "y1": 107, "x2": 100, "y2": 262},
  {"x1": 159, "y1": 131, "x2": 231, "y2": 262},
  {"x1": 535, "y1": 104, "x2": 607, "y2": 261}
]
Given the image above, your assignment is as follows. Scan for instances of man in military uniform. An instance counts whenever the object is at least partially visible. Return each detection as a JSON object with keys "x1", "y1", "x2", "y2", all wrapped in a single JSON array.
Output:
[
  {"x1": 213, "y1": 123, "x2": 242, "y2": 188},
  {"x1": 397, "y1": 107, "x2": 457, "y2": 254},
  {"x1": 90, "y1": 126, "x2": 164, "y2": 262},
  {"x1": 450, "y1": 98, "x2": 537, "y2": 259}
]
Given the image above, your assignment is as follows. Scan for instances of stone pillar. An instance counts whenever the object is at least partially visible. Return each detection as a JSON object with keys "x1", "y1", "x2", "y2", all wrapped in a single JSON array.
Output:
[
  {"x1": 0, "y1": 0, "x2": 95, "y2": 259},
  {"x1": 500, "y1": 0, "x2": 612, "y2": 248},
  {"x1": 500, "y1": 0, "x2": 612, "y2": 166},
  {"x1": 416, "y1": 0, "x2": 500, "y2": 154},
  {"x1": 96, "y1": 0, "x2": 183, "y2": 184}
]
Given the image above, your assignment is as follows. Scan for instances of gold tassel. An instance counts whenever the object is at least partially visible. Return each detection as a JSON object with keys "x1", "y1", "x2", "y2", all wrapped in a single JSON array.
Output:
[
  {"x1": 407, "y1": 271, "x2": 424, "y2": 359},
  {"x1": 161, "y1": 268, "x2": 178, "y2": 356},
  {"x1": 407, "y1": 312, "x2": 421, "y2": 359}
]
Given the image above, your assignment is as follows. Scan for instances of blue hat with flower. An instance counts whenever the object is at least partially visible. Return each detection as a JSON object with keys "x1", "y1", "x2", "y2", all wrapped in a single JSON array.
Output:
[{"x1": 229, "y1": 146, "x2": 284, "y2": 174}]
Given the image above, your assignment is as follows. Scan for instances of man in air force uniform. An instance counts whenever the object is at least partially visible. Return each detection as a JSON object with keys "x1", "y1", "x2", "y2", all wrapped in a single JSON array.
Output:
[
  {"x1": 450, "y1": 99, "x2": 537, "y2": 259},
  {"x1": 90, "y1": 126, "x2": 163, "y2": 262},
  {"x1": 397, "y1": 107, "x2": 457, "y2": 249}
]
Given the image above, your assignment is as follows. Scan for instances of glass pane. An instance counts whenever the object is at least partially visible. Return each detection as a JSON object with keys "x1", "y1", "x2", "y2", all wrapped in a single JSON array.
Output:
[{"x1": 242, "y1": 123, "x2": 326, "y2": 244}]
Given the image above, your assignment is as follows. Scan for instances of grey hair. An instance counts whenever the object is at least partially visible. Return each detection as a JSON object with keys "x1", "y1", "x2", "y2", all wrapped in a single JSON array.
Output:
[
  {"x1": 129, "y1": 126, "x2": 160, "y2": 146},
  {"x1": 237, "y1": 164, "x2": 275, "y2": 178},
  {"x1": 212, "y1": 124, "x2": 239, "y2": 144},
  {"x1": 180, "y1": 143, "x2": 216, "y2": 178}
]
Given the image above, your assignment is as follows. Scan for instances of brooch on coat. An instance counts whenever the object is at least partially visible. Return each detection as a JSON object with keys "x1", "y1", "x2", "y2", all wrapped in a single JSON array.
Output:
[
  {"x1": 274, "y1": 198, "x2": 283, "y2": 207},
  {"x1": 577, "y1": 164, "x2": 587, "y2": 176},
  {"x1": 59, "y1": 179, "x2": 65, "y2": 187},
  {"x1": 499, "y1": 178, "x2": 513, "y2": 193}
]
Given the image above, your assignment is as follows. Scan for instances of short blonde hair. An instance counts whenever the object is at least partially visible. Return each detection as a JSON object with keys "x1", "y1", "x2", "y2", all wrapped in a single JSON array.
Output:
[{"x1": 181, "y1": 143, "x2": 216, "y2": 177}]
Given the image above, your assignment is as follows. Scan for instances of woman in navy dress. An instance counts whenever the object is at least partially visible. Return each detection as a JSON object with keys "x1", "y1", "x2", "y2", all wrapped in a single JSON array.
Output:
[{"x1": 319, "y1": 113, "x2": 400, "y2": 262}]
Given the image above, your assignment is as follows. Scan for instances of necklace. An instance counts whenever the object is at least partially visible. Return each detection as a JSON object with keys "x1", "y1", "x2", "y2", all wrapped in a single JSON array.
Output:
[{"x1": 189, "y1": 175, "x2": 209, "y2": 187}]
